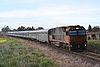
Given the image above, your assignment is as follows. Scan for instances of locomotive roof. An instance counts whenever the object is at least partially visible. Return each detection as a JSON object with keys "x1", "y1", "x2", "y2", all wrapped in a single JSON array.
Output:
[
  {"x1": 58, "y1": 25, "x2": 84, "y2": 28},
  {"x1": 29, "y1": 29, "x2": 49, "y2": 33},
  {"x1": 7, "y1": 29, "x2": 49, "y2": 33},
  {"x1": 49, "y1": 25, "x2": 84, "y2": 30}
]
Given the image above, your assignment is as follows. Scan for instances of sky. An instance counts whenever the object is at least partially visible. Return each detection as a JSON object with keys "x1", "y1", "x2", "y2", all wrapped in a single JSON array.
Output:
[{"x1": 0, "y1": 0, "x2": 100, "y2": 30}]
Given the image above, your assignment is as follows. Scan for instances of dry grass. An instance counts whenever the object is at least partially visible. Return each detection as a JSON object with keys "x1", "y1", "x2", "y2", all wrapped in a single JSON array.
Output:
[{"x1": 0, "y1": 37, "x2": 57, "y2": 67}]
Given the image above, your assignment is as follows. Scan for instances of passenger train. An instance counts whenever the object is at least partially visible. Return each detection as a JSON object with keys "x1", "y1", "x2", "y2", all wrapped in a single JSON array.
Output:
[{"x1": 7, "y1": 25, "x2": 87, "y2": 51}]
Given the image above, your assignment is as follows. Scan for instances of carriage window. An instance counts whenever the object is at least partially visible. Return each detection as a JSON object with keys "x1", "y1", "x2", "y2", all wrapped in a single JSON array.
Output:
[
  {"x1": 78, "y1": 30, "x2": 86, "y2": 35},
  {"x1": 69, "y1": 31, "x2": 77, "y2": 36}
]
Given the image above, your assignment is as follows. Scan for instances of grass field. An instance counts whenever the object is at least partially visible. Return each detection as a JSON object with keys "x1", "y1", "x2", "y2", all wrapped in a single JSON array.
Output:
[
  {"x1": 0, "y1": 37, "x2": 58, "y2": 67},
  {"x1": 87, "y1": 40, "x2": 100, "y2": 53}
]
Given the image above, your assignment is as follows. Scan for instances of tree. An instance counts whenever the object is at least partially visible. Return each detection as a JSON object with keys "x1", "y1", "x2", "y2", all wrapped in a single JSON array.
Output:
[
  {"x1": 1, "y1": 26, "x2": 11, "y2": 32},
  {"x1": 26, "y1": 27, "x2": 32, "y2": 31},
  {"x1": 32, "y1": 26, "x2": 35, "y2": 30},
  {"x1": 12, "y1": 29, "x2": 17, "y2": 31},
  {"x1": 17, "y1": 26, "x2": 26, "y2": 31},
  {"x1": 88, "y1": 25, "x2": 92, "y2": 32},
  {"x1": 26, "y1": 26, "x2": 35, "y2": 31},
  {"x1": 36, "y1": 27, "x2": 44, "y2": 30}
]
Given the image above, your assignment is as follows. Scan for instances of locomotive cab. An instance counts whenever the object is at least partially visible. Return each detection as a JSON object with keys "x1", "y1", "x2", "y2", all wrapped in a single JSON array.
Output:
[{"x1": 66, "y1": 26, "x2": 87, "y2": 51}]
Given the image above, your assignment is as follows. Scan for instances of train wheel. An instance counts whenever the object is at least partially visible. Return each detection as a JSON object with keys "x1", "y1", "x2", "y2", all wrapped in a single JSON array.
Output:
[{"x1": 64, "y1": 46, "x2": 67, "y2": 49}]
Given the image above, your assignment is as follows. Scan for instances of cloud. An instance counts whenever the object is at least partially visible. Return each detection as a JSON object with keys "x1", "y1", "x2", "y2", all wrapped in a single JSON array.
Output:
[
  {"x1": 0, "y1": 5, "x2": 100, "y2": 30},
  {"x1": 0, "y1": 5, "x2": 100, "y2": 18},
  {"x1": 1, "y1": 0, "x2": 44, "y2": 3}
]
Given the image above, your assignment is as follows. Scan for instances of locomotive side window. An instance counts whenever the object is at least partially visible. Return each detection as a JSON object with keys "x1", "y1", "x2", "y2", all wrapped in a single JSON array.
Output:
[
  {"x1": 66, "y1": 31, "x2": 69, "y2": 35},
  {"x1": 52, "y1": 35, "x2": 55, "y2": 39}
]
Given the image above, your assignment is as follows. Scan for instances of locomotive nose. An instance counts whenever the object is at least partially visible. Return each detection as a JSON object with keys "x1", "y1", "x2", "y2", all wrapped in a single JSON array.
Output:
[{"x1": 70, "y1": 36, "x2": 86, "y2": 42}]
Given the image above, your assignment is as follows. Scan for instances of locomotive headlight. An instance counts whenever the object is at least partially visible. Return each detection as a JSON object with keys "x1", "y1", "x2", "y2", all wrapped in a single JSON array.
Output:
[
  {"x1": 85, "y1": 44, "x2": 87, "y2": 46},
  {"x1": 70, "y1": 45, "x2": 72, "y2": 47},
  {"x1": 76, "y1": 27, "x2": 79, "y2": 29}
]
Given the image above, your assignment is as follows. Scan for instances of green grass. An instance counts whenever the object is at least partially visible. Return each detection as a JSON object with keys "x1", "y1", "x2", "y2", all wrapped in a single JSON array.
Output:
[
  {"x1": 87, "y1": 40, "x2": 100, "y2": 53},
  {"x1": 88, "y1": 40, "x2": 100, "y2": 48},
  {"x1": 0, "y1": 37, "x2": 58, "y2": 67}
]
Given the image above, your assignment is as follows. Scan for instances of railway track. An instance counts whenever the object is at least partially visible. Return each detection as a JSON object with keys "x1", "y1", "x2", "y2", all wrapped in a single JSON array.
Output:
[
  {"x1": 8, "y1": 36, "x2": 100, "y2": 63},
  {"x1": 25, "y1": 38, "x2": 100, "y2": 63},
  {"x1": 46, "y1": 44, "x2": 100, "y2": 62},
  {"x1": 72, "y1": 51, "x2": 100, "y2": 62}
]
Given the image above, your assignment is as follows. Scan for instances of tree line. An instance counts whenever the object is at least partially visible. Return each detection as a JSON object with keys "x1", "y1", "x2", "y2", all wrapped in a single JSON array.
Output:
[
  {"x1": 1, "y1": 26, "x2": 44, "y2": 32},
  {"x1": 87, "y1": 25, "x2": 100, "y2": 32},
  {"x1": 1, "y1": 25, "x2": 100, "y2": 32}
]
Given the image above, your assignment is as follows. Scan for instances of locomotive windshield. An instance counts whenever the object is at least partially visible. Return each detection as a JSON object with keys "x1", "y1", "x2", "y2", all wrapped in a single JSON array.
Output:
[
  {"x1": 78, "y1": 30, "x2": 86, "y2": 35},
  {"x1": 69, "y1": 31, "x2": 77, "y2": 36},
  {"x1": 69, "y1": 30, "x2": 86, "y2": 36}
]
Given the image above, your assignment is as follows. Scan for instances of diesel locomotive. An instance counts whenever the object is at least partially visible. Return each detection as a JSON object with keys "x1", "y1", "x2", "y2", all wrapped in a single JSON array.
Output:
[
  {"x1": 7, "y1": 25, "x2": 87, "y2": 51},
  {"x1": 49, "y1": 25, "x2": 87, "y2": 51}
]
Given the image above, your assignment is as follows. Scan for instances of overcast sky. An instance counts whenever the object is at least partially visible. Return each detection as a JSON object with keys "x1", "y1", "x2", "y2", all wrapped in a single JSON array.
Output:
[{"x1": 0, "y1": 0, "x2": 100, "y2": 30}]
